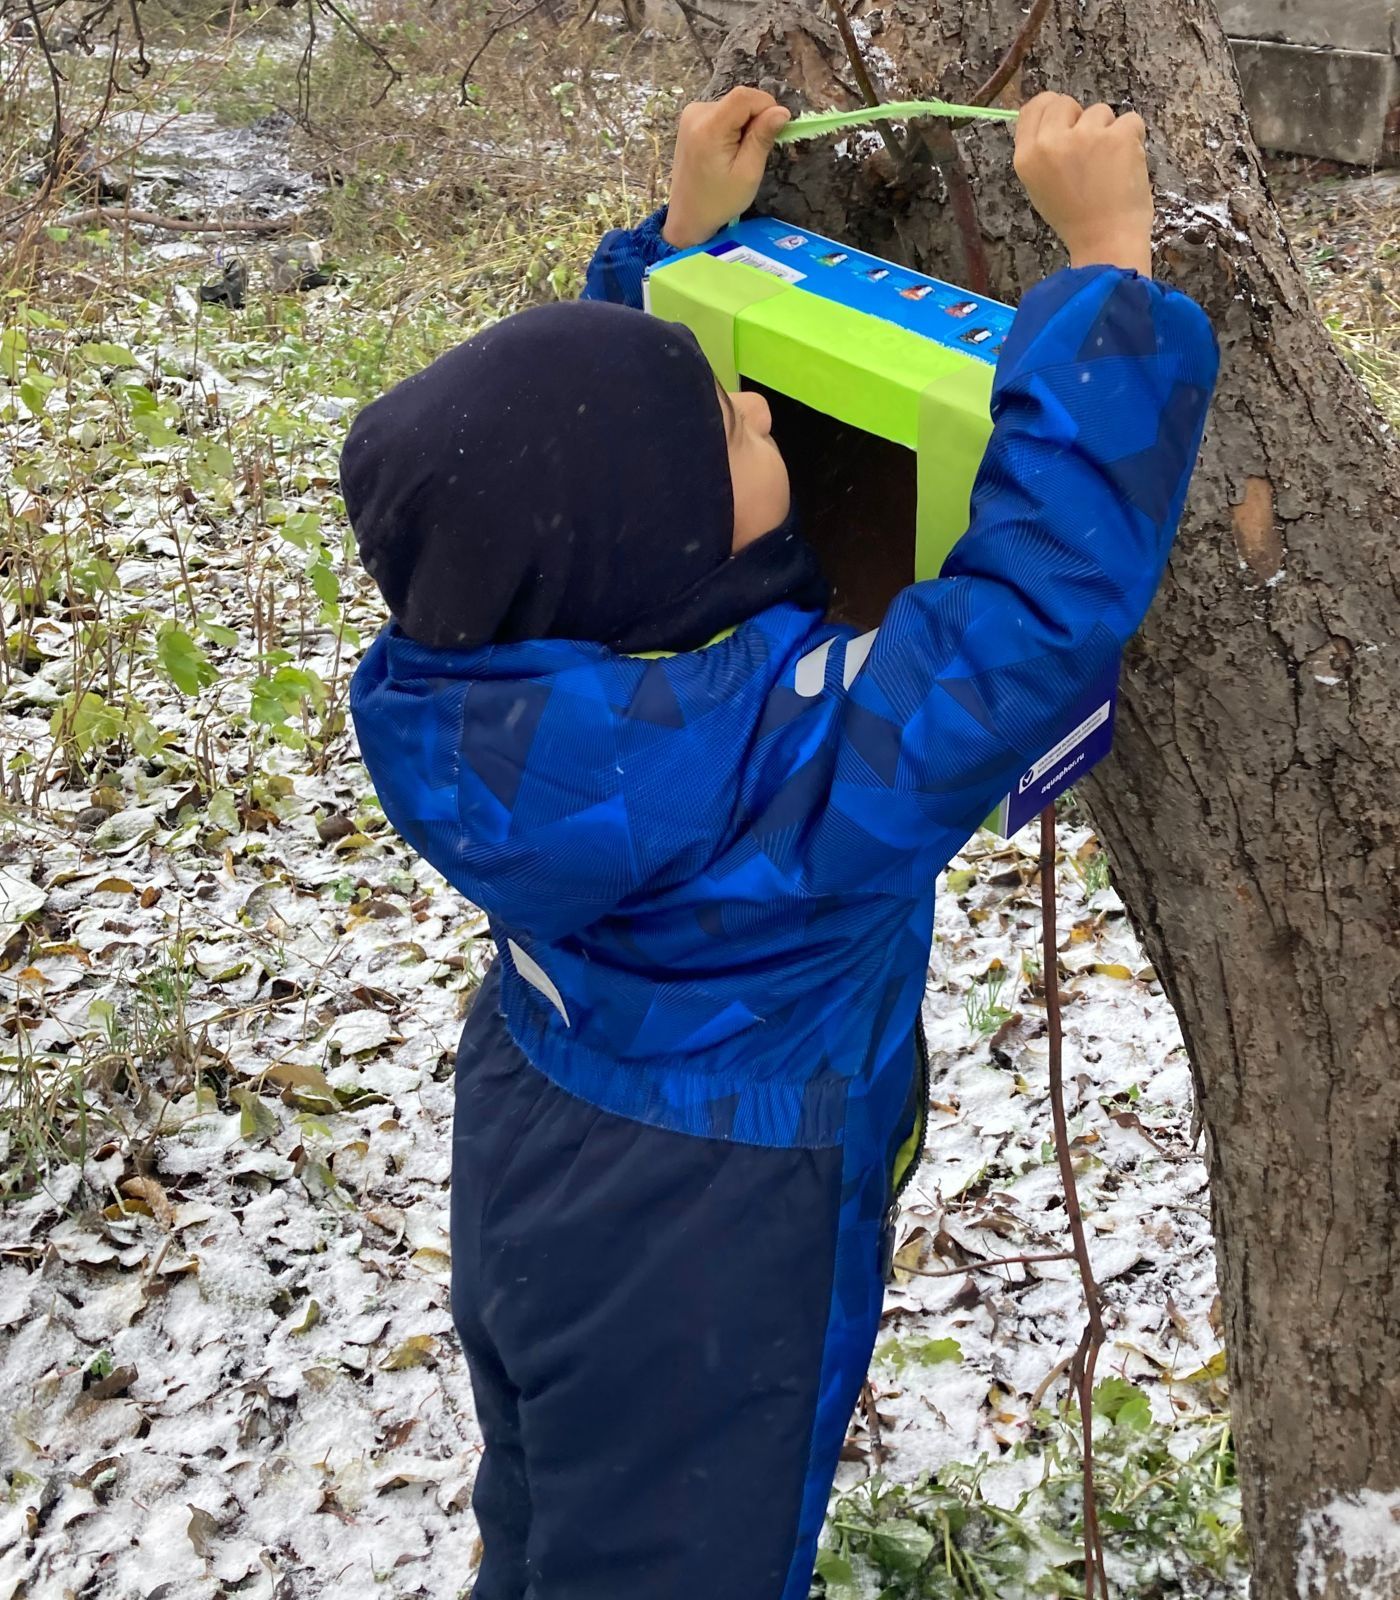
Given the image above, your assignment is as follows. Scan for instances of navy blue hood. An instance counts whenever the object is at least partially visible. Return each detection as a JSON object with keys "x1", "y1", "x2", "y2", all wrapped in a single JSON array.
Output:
[{"x1": 340, "y1": 299, "x2": 827, "y2": 654}]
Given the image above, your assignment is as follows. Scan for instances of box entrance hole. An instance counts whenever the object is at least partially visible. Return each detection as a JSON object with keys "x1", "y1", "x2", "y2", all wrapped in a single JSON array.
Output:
[{"x1": 747, "y1": 380, "x2": 917, "y2": 633}]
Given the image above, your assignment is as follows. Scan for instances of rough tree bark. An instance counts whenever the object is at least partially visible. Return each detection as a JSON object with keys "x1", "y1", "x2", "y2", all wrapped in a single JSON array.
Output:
[{"x1": 710, "y1": 4, "x2": 1400, "y2": 1596}]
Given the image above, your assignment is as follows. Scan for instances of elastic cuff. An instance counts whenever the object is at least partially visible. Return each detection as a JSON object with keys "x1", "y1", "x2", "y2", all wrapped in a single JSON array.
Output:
[{"x1": 634, "y1": 205, "x2": 678, "y2": 265}]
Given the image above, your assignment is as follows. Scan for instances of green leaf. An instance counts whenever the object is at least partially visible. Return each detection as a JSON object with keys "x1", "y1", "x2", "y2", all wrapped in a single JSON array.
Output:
[
  {"x1": 232, "y1": 1085, "x2": 279, "y2": 1144},
  {"x1": 1093, "y1": 1376, "x2": 1152, "y2": 1430},
  {"x1": 290, "y1": 1297, "x2": 320, "y2": 1333},
  {"x1": 19, "y1": 372, "x2": 55, "y2": 413},
  {"x1": 945, "y1": 867, "x2": 977, "y2": 895},
  {"x1": 78, "y1": 341, "x2": 140, "y2": 368},
  {"x1": 309, "y1": 560, "x2": 340, "y2": 604},
  {"x1": 869, "y1": 1520, "x2": 935, "y2": 1576},
  {"x1": 776, "y1": 98, "x2": 1018, "y2": 145},
  {"x1": 157, "y1": 624, "x2": 216, "y2": 696},
  {"x1": 918, "y1": 1337, "x2": 963, "y2": 1365},
  {"x1": 207, "y1": 789, "x2": 240, "y2": 834},
  {"x1": 875, "y1": 1335, "x2": 963, "y2": 1374},
  {"x1": 200, "y1": 621, "x2": 239, "y2": 648},
  {"x1": 250, "y1": 666, "x2": 323, "y2": 727},
  {"x1": 380, "y1": 1334, "x2": 437, "y2": 1371},
  {"x1": 130, "y1": 408, "x2": 178, "y2": 446},
  {"x1": 813, "y1": 1549, "x2": 860, "y2": 1600},
  {"x1": 0, "y1": 327, "x2": 27, "y2": 381},
  {"x1": 52, "y1": 691, "x2": 123, "y2": 756},
  {"x1": 279, "y1": 509, "x2": 321, "y2": 550}
]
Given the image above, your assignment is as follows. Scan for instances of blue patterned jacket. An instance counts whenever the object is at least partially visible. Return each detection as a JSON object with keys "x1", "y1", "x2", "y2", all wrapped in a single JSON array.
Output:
[{"x1": 350, "y1": 214, "x2": 1218, "y2": 1154}]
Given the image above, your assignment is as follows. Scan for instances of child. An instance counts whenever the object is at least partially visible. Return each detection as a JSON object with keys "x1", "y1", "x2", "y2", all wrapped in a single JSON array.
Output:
[{"x1": 343, "y1": 87, "x2": 1217, "y2": 1600}]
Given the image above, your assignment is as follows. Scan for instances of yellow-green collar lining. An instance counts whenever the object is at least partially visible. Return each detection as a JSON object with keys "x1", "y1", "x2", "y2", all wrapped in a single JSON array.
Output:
[{"x1": 627, "y1": 625, "x2": 737, "y2": 661}]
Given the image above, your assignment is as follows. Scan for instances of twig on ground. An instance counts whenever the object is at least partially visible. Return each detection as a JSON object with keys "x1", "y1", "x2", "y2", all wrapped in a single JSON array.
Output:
[
  {"x1": 824, "y1": 0, "x2": 902, "y2": 160},
  {"x1": 1030, "y1": 1351, "x2": 1076, "y2": 1411},
  {"x1": 21, "y1": 207, "x2": 293, "y2": 236},
  {"x1": 1041, "y1": 804, "x2": 1110, "y2": 1600},
  {"x1": 900, "y1": 1249, "x2": 1075, "y2": 1281},
  {"x1": 859, "y1": 1377, "x2": 887, "y2": 1468}
]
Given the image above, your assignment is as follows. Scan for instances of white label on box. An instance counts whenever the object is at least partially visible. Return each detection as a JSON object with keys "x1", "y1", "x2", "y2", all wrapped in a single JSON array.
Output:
[
  {"x1": 1017, "y1": 701, "x2": 1112, "y2": 793},
  {"x1": 713, "y1": 244, "x2": 807, "y2": 283}
]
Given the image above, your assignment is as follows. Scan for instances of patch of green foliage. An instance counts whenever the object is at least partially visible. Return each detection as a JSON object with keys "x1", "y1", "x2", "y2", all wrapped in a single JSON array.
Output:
[
  {"x1": 964, "y1": 961, "x2": 1015, "y2": 1038},
  {"x1": 812, "y1": 1392, "x2": 1245, "y2": 1599}
]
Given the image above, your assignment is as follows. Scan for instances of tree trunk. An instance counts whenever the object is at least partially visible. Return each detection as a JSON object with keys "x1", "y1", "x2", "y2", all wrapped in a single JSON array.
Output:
[{"x1": 711, "y1": 4, "x2": 1400, "y2": 1595}]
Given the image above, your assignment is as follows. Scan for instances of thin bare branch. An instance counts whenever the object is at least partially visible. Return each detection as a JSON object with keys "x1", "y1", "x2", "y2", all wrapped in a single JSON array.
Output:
[
  {"x1": 671, "y1": 0, "x2": 714, "y2": 73},
  {"x1": 25, "y1": 0, "x2": 67, "y2": 208},
  {"x1": 125, "y1": 0, "x2": 150, "y2": 77},
  {"x1": 24, "y1": 206, "x2": 293, "y2": 236},
  {"x1": 824, "y1": 0, "x2": 902, "y2": 159},
  {"x1": 315, "y1": 0, "x2": 402, "y2": 105},
  {"x1": 971, "y1": 0, "x2": 1053, "y2": 107},
  {"x1": 1042, "y1": 804, "x2": 1110, "y2": 1599},
  {"x1": 460, "y1": 0, "x2": 560, "y2": 103},
  {"x1": 899, "y1": 1249, "x2": 1075, "y2": 1281}
]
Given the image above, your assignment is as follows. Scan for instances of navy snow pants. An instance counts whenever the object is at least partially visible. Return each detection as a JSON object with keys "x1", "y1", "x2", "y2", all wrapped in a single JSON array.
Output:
[{"x1": 451, "y1": 964, "x2": 911, "y2": 1600}]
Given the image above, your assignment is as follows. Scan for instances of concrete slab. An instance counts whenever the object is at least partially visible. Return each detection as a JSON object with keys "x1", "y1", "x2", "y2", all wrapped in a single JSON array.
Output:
[
  {"x1": 1231, "y1": 39, "x2": 1399, "y2": 164},
  {"x1": 1219, "y1": 0, "x2": 1396, "y2": 54}
]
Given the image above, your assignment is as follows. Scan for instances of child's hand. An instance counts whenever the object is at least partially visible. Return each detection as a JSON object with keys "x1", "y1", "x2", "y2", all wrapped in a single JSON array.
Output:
[
  {"x1": 662, "y1": 88, "x2": 791, "y2": 250},
  {"x1": 1014, "y1": 92, "x2": 1153, "y2": 276}
]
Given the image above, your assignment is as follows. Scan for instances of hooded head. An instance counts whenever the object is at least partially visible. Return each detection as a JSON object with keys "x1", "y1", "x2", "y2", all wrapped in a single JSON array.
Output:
[{"x1": 340, "y1": 299, "x2": 828, "y2": 655}]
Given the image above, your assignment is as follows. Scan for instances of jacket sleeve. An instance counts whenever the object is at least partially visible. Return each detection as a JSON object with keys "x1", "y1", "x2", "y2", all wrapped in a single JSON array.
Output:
[
  {"x1": 798, "y1": 265, "x2": 1220, "y2": 893},
  {"x1": 581, "y1": 206, "x2": 677, "y2": 308}
]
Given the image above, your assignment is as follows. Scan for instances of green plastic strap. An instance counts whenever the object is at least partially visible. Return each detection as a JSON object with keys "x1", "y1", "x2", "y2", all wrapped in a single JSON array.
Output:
[
  {"x1": 736, "y1": 289, "x2": 963, "y2": 447},
  {"x1": 645, "y1": 252, "x2": 789, "y2": 388},
  {"x1": 776, "y1": 99, "x2": 1018, "y2": 145}
]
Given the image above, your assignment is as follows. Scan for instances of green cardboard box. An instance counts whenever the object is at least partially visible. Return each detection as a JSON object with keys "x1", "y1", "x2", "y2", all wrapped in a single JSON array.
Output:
[{"x1": 644, "y1": 215, "x2": 1119, "y2": 838}]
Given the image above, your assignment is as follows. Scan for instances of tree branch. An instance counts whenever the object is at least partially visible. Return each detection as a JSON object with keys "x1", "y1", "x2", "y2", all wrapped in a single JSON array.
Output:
[
  {"x1": 315, "y1": 0, "x2": 402, "y2": 105},
  {"x1": 25, "y1": 0, "x2": 67, "y2": 209},
  {"x1": 1041, "y1": 805, "x2": 1110, "y2": 1600},
  {"x1": 460, "y1": 0, "x2": 559, "y2": 102},
  {"x1": 125, "y1": 0, "x2": 151, "y2": 77},
  {"x1": 671, "y1": 0, "x2": 714, "y2": 73},
  {"x1": 970, "y1": 0, "x2": 1052, "y2": 107},
  {"x1": 824, "y1": 0, "x2": 902, "y2": 160}
]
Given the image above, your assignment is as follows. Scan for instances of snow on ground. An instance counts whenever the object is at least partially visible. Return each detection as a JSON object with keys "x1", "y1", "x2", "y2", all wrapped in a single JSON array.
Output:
[{"x1": 1296, "y1": 1487, "x2": 1400, "y2": 1599}]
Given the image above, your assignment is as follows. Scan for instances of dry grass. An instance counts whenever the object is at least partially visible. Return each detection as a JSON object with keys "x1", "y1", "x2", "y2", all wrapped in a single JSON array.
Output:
[
  {"x1": 1273, "y1": 162, "x2": 1400, "y2": 425},
  {"x1": 2, "y1": 1, "x2": 707, "y2": 306}
]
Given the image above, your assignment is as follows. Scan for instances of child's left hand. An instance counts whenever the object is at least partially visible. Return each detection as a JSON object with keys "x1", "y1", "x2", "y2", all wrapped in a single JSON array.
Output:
[{"x1": 662, "y1": 88, "x2": 791, "y2": 250}]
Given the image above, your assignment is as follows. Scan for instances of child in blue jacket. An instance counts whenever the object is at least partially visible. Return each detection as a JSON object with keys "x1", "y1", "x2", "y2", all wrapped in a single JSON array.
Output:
[{"x1": 343, "y1": 89, "x2": 1218, "y2": 1600}]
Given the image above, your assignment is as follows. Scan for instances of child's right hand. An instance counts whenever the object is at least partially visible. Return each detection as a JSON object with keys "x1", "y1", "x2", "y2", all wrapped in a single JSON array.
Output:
[
  {"x1": 1014, "y1": 92, "x2": 1153, "y2": 276},
  {"x1": 662, "y1": 88, "x2": 791, "y2": 251}
]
